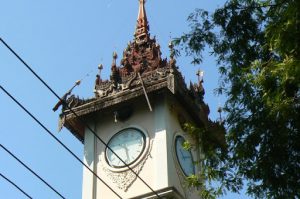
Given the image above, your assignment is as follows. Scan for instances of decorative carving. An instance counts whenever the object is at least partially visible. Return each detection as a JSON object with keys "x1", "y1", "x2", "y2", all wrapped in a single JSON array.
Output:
[
  {"x1": 65, "y1": 95, "x2": 85, "y2": 109},
  {"x1": 89, "y1": 0, "x2": 169, "y2": 100},
  {"x1": 101, "y1": 139, "x2": 154, "y2": 191},
  {"x1": 59, "y1": 0, "x2": 212, "y2": 143},
  {"x1": 95, "y1": 81, "x2": 115, "y2": 98},
  {"x1": 120, "y1": 72, "x2": 137, "y2": 90},
  {"x1": 167, "y1": 75, "x2": 175, "y2": 94}
]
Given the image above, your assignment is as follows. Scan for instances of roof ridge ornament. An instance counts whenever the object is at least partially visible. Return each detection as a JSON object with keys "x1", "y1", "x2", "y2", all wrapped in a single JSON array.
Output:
[
  {"x1": 110, "y1": 52, "x2": 120, "y2": 86},
  {"x1": 135, "y1": 0, "x2": 149, "y2": 43},
  {"x1": 168, "y1": 41, "x2": 177, "y2": 68}
]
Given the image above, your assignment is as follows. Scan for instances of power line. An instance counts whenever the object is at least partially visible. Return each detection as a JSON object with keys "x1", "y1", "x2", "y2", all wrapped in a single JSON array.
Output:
[
  {"x1": 0, "y1": 143, "x2": 66, "y2": 199},
  {"x1": 0, "y1": 38, "x2": 162, "y2": 198},
  {"x1": 0, "y1": 85, "x2": 123, "y2": 199},
  {"x1": 0, "y1": 172, "x2": 33, "y2": 199}
]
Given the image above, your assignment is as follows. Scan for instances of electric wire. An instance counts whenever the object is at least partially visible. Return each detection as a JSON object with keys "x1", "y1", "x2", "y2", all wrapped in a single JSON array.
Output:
[
  {"x1": 0, "y1": 172, "x2": 33, "y2": 199},
  {"x1": 0, "y1": 143, "x2": 66, "y2": 199},
  {"x1": 0, "y1": 38, "x2": 162, "y2": 198},
  {"x1": 0, "y1": 85, "x2": 123, "y2": 199}
]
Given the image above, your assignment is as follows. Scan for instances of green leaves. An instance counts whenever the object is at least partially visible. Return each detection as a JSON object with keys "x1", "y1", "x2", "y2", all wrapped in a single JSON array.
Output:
[
  {"x1": 176, "y1": 0, "x2": 300, "y2": 198},
  {"x1": 174, "y1": 9, "x2": 216, "y2": 64},
  {"x1": 183, "y1": 122, "x2": 229, "y2": 199}
]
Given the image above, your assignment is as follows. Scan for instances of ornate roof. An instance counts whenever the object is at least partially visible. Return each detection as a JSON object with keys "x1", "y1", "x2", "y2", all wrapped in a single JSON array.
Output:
[
  {"x1": 59, "y1": 0, "x2": 211, "y2": 143},
  {"x1": 95, "y1": 0, "x2": 168, "y2": 94}
]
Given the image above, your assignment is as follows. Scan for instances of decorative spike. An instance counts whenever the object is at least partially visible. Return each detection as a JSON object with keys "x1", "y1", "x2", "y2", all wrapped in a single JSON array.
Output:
[
  {"x1": 112, "y1": 52, "x2": 118, "y2": 68},
  {"x1": 113, "y1": 51, "x2": 118, "y2": 59},
  {"x1": 137, "y1": 0, "x2": 147, "y2": 21},
  {"x1": 75, "y1": 80, "x2": 81, "y2": 86},
  {"x1": 98, "y1": 64, "x2": 103, "y2": 79},
  {"x1": 95, "y1": 64, "x2": 103, "y2": 89},
  {"x1": 168, "y1": 41, "x2": 177, "y2": 69},
  {"x1": 169, "y1": 41, "x2": 174, "y2": 58},
  {"x1": 110, "y1": 52, "x2": 120, "y2": 86},
  {"x1": 98, "y1": 64, "x2": 103, "y2": 73},
  {"x1": 135, "y1": 0, "x2": 149, "y2": 43}
]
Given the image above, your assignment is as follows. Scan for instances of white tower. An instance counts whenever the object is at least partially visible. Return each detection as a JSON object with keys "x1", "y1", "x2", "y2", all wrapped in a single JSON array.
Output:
[{"x1": 59, "y1": 1, "x2": 222, "y2": 198}]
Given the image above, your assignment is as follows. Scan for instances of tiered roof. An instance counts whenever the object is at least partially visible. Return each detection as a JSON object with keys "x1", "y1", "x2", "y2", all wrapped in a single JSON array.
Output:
[{"x1": 59, "y1": 0, "x2": 214, "y2": 143}]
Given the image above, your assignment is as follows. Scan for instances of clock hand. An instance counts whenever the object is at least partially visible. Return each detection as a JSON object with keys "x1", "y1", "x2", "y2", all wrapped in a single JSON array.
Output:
[{"x1": 124, "y1": 147, "x2": 130, "y2": 163}]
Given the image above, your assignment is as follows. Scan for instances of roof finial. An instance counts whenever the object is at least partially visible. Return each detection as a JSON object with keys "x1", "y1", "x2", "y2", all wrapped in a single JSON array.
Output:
[
  {"x1": 169, "y1": 41, "x2": 177, "y2": 68},
  {"x1": 110, "y1": 52, "x2": 120, "y2": 86},
  {"x1": 94, "y1": 64, "x2": 103, "y2": 97},
  {"x1": 112, "y1": 52, "x2": 118, "y2": 67},
  {"x1": 98, "y1": 64, "x2": 103, "y2": 78},
  {"x1": 135, "y1": 0, "x2": 149, "y2": 43}
]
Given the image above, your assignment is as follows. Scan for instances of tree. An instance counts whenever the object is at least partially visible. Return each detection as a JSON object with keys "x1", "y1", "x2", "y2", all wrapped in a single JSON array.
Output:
[{"x1": 174, "y1": 0, "x2": 300, "y2": 198}]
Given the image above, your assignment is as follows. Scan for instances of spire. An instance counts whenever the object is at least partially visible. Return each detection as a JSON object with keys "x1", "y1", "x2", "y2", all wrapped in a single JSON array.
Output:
[
  {"x1": 137, "y1": 0, "x2": 147, "y2": 23},
  {"x1": 135, "y1": 0, "x2": 149, "y2": 43},
  {"x1": 110, "y1": 52, "x2": 120, "y2": 86}
]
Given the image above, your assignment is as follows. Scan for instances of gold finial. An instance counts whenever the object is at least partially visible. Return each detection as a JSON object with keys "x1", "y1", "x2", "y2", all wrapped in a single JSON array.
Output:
[
  {"x1": 97, "y1": 64, "x2": 104, "y2": 84},
  {"x1": 75, "y1": 80, "x2": 81, "y2": 85},
  {"x1": 113, "y1": 52, "x2": 118, "y2": 59},
  {"x1": 139, "y1": 0, "x2": 146, "y2": 9},
  {"x1": 98, "y1": 63, "x2": 103, "y2": 70},
  {"x1": 112, "y1": 52, "x2": 118, "y2": 67},
  {"x1": 98, "y1": 64, "x2": 103, "y2": 75}
]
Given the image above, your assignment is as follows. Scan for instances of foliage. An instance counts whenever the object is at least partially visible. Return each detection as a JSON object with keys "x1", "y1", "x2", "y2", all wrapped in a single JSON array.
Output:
[
  {"x1": 175, "y1": 0, "x2": 300, "y2": 198},
  {"x1": 184, "y1": 123, "x2": 242, "y2": 199}
]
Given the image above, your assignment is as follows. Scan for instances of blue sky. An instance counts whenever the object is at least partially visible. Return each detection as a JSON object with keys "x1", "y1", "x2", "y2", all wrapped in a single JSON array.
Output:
[{"x1": 1, "y1": 0, "x2": 251, "y2": 198}]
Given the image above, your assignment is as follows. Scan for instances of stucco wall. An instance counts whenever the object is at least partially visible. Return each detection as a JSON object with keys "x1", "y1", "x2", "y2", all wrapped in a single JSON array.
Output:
[{"x1": 81, "y1": 94, "x2": 201, "y2": 199}]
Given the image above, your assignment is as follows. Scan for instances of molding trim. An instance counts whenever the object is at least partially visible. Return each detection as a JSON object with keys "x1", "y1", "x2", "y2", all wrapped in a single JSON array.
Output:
[{"x1": 100, "y1": 139, "x2": 154, "y2": 191}]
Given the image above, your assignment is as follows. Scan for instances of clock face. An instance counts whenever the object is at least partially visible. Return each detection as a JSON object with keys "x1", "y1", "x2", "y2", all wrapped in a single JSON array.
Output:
[
  {"x1": 106, "y1": 128, "x2": 145, "y2": 168},
  {"x1": 175, "y1": 136, "x2": 195, "y2": 176}
]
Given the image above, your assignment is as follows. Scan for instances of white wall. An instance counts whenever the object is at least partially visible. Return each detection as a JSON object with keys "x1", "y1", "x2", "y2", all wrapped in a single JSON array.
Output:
[{"x1": 81, "y1": 94, "x2": 201, "y2": 199}]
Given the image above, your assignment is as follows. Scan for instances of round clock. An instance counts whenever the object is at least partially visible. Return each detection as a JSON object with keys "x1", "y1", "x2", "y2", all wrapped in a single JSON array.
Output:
[
  {"x1": 175, "y1": 135, "x2": 195, "y2": 176},
  {"x1": 106, "y1": 128, "x2": 146, "y2": 168}
]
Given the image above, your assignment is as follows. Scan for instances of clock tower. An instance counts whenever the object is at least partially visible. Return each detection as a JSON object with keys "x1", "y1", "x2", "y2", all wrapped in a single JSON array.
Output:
[{"x1": 58, "y1": 1, "x2": 223, "y2": 198}]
